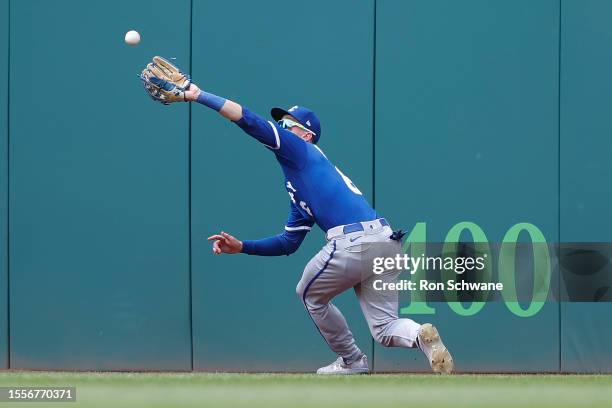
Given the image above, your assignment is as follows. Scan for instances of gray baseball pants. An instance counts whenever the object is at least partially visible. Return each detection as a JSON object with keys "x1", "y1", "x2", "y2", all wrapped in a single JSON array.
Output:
[{"x1": 296, "y1": 219, "x2": 421, "y2": 363}]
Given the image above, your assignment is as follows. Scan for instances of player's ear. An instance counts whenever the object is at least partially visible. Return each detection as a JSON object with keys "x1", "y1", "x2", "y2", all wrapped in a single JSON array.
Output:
[{"x1": 305, "y1": 133, "x2": 313, "y2": 143}]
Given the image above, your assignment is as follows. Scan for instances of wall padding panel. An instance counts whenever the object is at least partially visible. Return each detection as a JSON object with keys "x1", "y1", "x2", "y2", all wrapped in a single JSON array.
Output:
[
  {"x1": 191, "y1": 0, "x2": 375, "y2": 371},
  {"x1": 374, "y1": 0, "x2": 560, "y2": 372},
  {"x1": 9, "y1": 0, "x2": 192, "y2": 370},
  {"x1": 560, "y1": 0, "x2": 612, "y2": 373}
]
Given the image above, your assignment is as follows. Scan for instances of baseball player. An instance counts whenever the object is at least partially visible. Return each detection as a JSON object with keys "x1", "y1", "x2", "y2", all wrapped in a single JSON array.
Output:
[{"x1": 140, "y1": 57, "x2": 454, "y2": 374}]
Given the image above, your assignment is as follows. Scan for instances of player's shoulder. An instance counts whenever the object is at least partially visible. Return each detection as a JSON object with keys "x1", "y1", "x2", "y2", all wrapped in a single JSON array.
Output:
[
  {"x1": 309, "y1": 144, "x2": 337, "y2": 170},
  {"x1": 311, "y1": 144, "x2": 327, "y2": 157},
  {"x1": 305, "y1": 143, "x2": 330, "y2": 161}
]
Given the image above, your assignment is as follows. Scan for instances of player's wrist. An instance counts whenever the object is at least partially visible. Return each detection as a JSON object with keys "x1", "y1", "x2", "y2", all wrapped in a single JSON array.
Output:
[
  {"x1": 184, "y1": 84, "x2": 201, "y2": 102},
  {"x1": 189, "y1": 89, "x2": 201, "y2": 102},
  {"x1": 240, "y1": 240, "x2": 253, "y2": 254},
  {"x1": 195, "y1": 90, "x2": 226, "y2": 111}
]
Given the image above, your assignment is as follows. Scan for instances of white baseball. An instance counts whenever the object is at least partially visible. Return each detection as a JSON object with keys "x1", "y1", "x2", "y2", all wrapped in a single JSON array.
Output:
[{"x1": 124, "y1": 30, "x2": 141, "y2": 46}]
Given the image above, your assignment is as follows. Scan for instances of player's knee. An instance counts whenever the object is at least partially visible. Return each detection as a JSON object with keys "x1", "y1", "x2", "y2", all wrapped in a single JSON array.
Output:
[
  {"x1": 304, "y1": 298, "x2": 327, "y2": 314},
  {"x1": 296, "y1": 282, "x2": 317, "y2": 306},
  {"x1": 295, "y1": 281, "x2": 306, "y2": 300},
  {"x1": 374, "y1": 334, "x2": 393, "y2": 347},
  {"x1": 298, "y1": 288, "x2": 326, "y2": 314},
  {"x1": 371, "y1": 325, "x2": 393, "y2": 347}
]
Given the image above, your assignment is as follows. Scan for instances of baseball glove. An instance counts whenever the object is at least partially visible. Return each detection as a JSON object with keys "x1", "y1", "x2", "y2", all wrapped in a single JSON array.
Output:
[{"x1": 140, "y1": 56, "x2": 191, "y2": 105}]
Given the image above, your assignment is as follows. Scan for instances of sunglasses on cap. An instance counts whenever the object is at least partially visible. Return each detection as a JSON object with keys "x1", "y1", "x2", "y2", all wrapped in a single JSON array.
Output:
[{"x1": 277, "y1": 118, "x2": 316, "y2": 136}]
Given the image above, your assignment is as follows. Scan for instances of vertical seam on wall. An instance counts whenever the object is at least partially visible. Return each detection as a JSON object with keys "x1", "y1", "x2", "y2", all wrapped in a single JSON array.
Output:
[
  {"x1": 370, "y1": 0, "x2": 377, "y2": 373},
  {"x1": 188, "y1": 0, "x2": 194, "y2": 372},
  {"x1": 5, "y1": 0, "x2": 10, "y2": 370},
  {"x1": 557, "y1": 0, "x2": 562, "y2": 374},
  {"x1": 372, "y1": 0, "x2": 377, "y2": 215}
]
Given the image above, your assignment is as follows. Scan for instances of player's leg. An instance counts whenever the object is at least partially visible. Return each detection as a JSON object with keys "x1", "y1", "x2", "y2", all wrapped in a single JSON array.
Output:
[
  {"x1": 355, "y1": 267, "x2": 421, "y2": 349},
  {"x1": 355, "y1": 232, "x2": 454, "y2": 373},
  {"x1": 296, "y1": 240, "x2": 368, "y2": 374}
]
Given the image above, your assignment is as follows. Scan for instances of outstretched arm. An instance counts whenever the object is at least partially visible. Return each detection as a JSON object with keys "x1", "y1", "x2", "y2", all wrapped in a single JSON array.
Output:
[
  {"x1": 185, "y1": 83, "x2": 306, "y2": 164},
  {"x1": 185, "y1": 83, "x2": 242, "y2": 121}
]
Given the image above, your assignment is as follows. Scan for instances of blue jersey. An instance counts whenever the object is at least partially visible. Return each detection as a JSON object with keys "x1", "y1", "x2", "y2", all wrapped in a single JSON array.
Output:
[{"x1": 235, "y1": 108, "x2": 378, "y2": 256}]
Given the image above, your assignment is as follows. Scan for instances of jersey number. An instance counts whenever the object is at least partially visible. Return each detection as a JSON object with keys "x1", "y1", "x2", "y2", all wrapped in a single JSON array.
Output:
[
  {"x1": 335, "y1": 166, "x2": 363, "y2": 195},
  {"x1": 288, "y1": 190, "x2": 313, "y2": 217}
]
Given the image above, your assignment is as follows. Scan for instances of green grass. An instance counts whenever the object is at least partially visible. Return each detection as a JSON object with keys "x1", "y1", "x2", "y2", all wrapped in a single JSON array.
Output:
[{"x1": 0, "y1": 372, "x2": 610, "y2": 408}]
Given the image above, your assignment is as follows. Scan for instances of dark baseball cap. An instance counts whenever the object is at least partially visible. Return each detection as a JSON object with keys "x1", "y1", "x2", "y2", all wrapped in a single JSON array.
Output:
[{"x1": 271, "y1": 105, "x2": 321, "y2": 144}]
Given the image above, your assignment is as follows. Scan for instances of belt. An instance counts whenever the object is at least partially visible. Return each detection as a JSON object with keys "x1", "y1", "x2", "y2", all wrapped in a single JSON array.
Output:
[{"x1": 326, "y1": 218, "x2": 390, "y2": 240}]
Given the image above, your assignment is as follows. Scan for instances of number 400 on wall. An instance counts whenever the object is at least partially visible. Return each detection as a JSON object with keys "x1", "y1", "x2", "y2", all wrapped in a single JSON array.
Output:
[{"x1": 400, "y1": 222, "x2": 551, "y2": 318}]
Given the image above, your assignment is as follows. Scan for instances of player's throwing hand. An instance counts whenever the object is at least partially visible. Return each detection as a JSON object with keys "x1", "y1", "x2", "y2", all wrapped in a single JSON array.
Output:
[{"x1": 207, "y1": 231, "x2": 243, "y2": 255}]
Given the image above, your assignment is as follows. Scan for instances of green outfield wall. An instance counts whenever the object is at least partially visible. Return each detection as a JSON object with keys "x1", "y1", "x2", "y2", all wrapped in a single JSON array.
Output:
[
  {"x1": 7, "y1": 0, "x2": 192, "y2": 370},
  {"x1": 190, "y1": 0, "x2": 375, "y2": 372},
  {"x1": 374, "y1": 0, "x2": 560, "y2": 372},
  {"x1": 0, "y1": 0, "x2": 610, "y2": 372},
  {"x1": 559, "y1": 0, "x2": 612, "y2": 372}
]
